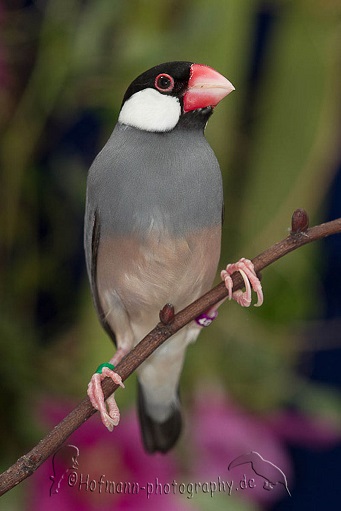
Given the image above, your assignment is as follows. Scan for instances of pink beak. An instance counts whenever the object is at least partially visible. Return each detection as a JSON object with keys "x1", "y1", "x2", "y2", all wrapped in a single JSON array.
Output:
[{"x1": 183, "y1": 63, "x2": 235, "y2": 113}]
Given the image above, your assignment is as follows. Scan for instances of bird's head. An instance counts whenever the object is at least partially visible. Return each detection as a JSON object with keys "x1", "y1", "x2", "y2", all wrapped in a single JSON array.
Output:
[{"x1": 118, "y1": 61, "x2": 234, "y2": 133}]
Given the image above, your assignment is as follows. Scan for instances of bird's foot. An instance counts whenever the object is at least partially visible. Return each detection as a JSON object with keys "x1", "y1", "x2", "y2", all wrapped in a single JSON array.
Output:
[
  {"x1": 221, "y1": 258, "x2": 263, "y2": 307},
  {"x1": 87, "y1": 364, "x2": 125, "y2": 432}
]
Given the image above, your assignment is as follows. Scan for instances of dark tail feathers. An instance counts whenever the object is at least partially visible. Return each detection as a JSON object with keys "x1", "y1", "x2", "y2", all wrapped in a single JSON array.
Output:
[{"x1": 137, "y1": 382, "x2": 182, "y2": 454}]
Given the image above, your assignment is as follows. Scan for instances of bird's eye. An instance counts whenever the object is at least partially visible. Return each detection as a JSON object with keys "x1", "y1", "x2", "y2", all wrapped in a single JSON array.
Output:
[{"x1": 155, "y1": 73, "x2": 174, "y2": 92}]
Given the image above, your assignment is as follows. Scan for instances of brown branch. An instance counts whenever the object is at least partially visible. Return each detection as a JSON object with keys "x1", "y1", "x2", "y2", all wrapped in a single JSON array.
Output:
[{"x1": 1, "y1": 210, "x2": 341, "y2": 496}]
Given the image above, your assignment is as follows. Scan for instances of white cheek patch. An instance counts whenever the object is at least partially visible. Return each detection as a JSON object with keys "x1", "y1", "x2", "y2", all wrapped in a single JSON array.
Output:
[{"x1": 118, "y1": 88, "x2": 181, "y2": 132}]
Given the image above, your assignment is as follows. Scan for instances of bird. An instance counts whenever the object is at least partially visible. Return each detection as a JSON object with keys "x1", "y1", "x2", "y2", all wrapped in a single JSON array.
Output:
[
  {"x1": 84, "y1": 61, "x2": 263, "y2": 454},
  {"x1": 228, "y1": 451, "x2": 291, "y2": 496}
]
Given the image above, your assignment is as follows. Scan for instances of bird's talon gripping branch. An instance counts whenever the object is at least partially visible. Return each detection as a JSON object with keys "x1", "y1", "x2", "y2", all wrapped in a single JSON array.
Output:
[
  {"x1": 221, "y1": 258, "x2": 263, "y2": 307},
  {"x1": 87, "y1": 365, "x2": 125, "y2": 432}
]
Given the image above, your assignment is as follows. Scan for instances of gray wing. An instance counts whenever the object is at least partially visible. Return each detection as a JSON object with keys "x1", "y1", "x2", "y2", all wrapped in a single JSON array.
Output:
[{"x1": 84, "y1": 202, "x2": 117, "y2": 346}]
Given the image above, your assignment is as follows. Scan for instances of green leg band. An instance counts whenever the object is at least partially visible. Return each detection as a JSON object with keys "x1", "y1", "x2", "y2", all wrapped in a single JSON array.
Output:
[{"x1": 96, "y1": 362, "x2": 115, "y2": 374}]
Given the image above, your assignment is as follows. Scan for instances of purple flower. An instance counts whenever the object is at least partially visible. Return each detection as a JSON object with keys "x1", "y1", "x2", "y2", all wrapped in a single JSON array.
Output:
[
  {"x1": 186, "y1": 386, "x2": 340, "y2": 507},
  {"x1": 28, "y1": 399, "x2": 194, "y2": 511},
  {"x1": 27, "y1": 389, "x2": 340, "y2": 510}
]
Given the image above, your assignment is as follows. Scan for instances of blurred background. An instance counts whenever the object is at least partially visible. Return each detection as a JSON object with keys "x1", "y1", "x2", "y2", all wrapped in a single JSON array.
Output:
[{"x1": 1, "y1": 0, "x2": 341, "y2": 509}]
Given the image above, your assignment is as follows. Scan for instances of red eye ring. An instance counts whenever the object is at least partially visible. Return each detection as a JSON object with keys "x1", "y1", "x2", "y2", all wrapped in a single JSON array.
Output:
[{"x1": 155, "y1": 73, "x2": 174, "y2": 92}]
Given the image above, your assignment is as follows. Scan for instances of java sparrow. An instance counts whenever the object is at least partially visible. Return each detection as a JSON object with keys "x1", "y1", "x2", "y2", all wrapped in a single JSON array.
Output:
[{"x1": 84, "y1": 61, "x2": 263, "y2": 453}]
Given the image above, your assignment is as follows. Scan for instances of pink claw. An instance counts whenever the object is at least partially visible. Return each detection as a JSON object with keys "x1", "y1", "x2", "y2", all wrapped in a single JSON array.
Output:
[
  {"x1": 87, "y1": 367, "x2": 125, "y2": 432},
  {"x1": 221, "y1": 258, "x2": 263, "y2": 308}
]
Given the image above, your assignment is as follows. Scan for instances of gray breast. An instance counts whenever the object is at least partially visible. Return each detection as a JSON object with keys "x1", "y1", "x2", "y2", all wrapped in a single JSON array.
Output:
[{"x1": 87, "y1": 123, "x2": 223, "y2": 237}]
